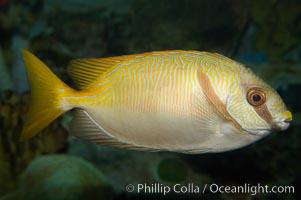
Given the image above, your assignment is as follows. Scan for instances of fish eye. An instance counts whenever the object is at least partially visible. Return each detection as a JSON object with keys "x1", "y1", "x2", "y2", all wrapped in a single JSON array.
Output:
[{"x1": 247, "y1": 88, "x2": 266, "y2": 106}]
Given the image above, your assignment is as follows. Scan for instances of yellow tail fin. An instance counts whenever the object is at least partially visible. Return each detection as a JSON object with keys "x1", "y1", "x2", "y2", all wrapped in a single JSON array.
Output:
[{"x1": 20, "y1": 49, "x2": 74, "y2": 141}]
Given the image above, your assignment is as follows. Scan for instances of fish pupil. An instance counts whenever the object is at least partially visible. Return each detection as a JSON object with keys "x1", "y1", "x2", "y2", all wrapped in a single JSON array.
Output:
[{"x1": 252, "y1": 94, "x2": 261, "y2": 102}]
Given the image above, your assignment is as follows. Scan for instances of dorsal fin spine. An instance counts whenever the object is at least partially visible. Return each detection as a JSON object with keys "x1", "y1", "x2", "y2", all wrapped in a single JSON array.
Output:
[{"x1": 67, "y1": 57, "x2": 123, "y2": 89}]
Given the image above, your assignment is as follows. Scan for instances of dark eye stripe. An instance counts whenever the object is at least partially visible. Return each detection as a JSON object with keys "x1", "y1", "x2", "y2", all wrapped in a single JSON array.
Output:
[{"x1": 247, "y1": 87, "x2": 274, "y2": 127}]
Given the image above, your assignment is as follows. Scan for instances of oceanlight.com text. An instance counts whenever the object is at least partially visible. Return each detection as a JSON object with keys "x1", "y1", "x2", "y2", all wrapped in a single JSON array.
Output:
[{"x1": 208, "y1": 183, "x2": 294, "y2": 196}]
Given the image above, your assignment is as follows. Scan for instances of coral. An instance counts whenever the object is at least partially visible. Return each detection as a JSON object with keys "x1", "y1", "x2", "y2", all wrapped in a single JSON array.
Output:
[
  {"x1": 67, "y1": 140, "x2": 211, "y2": 194},
  {"x1": 8, "y1": 155, "x2": 112, "y2": 200},
  {"x1": 0, "y1": 91, "x2": 68, "y2": 196}
]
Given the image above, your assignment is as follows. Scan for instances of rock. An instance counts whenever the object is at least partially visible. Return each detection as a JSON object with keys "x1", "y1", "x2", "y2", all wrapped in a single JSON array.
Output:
[
  {"x1": 67, "y1": 140, "x2": 211, "y2": 194},
  {"x1": 16, "y1": 155, "x2": 112, "y2": 200}
]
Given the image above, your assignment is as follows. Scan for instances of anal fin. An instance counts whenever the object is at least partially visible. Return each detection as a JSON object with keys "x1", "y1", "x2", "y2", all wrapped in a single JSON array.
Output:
[{"x1": 70, "y1": 109, "x2": 162, "y2": 152}]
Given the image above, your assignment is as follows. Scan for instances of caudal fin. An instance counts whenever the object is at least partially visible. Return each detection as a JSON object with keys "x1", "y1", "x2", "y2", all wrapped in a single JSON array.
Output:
[{"x1": 20, "y1": 49, "x2": 74, "y2": 141}]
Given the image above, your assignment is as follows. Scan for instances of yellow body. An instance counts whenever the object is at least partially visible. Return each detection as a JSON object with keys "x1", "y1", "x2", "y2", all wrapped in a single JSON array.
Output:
[{"x1": 20, "y1": 50, "x2": 292, "y2": 153}]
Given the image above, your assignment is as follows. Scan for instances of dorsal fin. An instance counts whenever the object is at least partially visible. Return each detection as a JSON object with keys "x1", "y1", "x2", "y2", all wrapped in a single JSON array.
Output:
[{"x1": 67, "y1": 56, "x2": 129, "y2": 89}]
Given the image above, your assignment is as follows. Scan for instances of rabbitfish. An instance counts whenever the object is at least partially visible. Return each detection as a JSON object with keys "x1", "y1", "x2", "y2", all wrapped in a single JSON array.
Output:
[{"x1": 20, "y1": 50, "x2": 292, "y2": 153}]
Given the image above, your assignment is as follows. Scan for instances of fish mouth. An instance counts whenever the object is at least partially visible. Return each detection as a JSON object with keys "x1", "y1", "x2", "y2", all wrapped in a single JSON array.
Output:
[
  {"x1": 245, "y1": 128, "x2": 272, "y2": 136},
  {"x1": 242, "y1": 112, "x2": 292, "y2": 136},
  {"x1": 272, "y1": 118, "x2": 291, "y2": 131},
  {"x1": 246, "y1": 118, "x2": 291, "y2": 136},
  {"x1": 271, "y1": 110, "x2": 292, "y2": 131}
]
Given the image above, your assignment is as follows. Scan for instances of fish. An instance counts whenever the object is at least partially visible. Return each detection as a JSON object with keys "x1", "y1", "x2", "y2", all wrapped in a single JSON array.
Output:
[{"x1": 20, "y1": 49, "x2": 292, "y2": 153}]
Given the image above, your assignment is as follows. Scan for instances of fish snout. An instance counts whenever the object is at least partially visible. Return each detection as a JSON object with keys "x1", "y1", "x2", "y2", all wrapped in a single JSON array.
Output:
[{"x1": 273, "y1": 110, "x2": 292, "y2": 131}]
